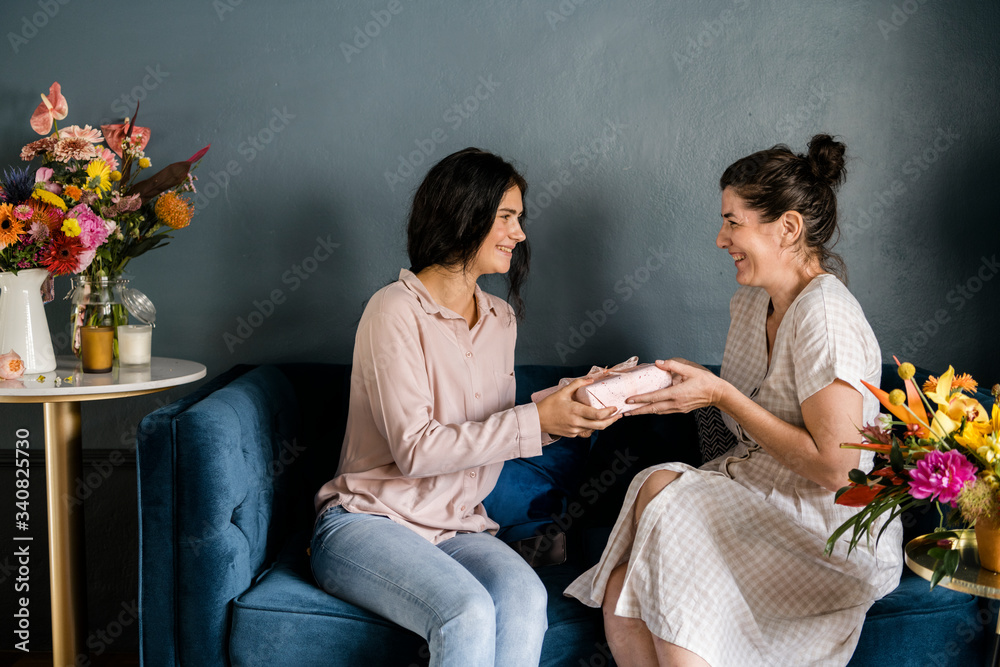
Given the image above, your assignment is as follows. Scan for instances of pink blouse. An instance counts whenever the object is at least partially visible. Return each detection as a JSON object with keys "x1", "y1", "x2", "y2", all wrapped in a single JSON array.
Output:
[{"x1": 314, "y1": 269, "x2": 547, "y2": 543}]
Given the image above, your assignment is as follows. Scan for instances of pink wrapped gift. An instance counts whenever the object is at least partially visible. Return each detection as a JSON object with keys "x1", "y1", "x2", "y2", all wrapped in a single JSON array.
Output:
[{"x1": 531, "y1": 357, "x2": 672, "y2": 415}]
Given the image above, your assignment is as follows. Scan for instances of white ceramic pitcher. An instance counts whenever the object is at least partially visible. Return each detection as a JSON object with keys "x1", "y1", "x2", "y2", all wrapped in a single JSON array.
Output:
[{"x1": 0, "y1": 268, "x2": 57, "y2": 373}]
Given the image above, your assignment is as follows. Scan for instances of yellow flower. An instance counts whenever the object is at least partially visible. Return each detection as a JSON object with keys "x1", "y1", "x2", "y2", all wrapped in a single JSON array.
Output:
[
  {"x1": 929, "y1": 409, "x2": 959, "y2": 439},
  {"x1": 888, "y1": 389, "x2": 906, "y2": 406},
  {"x1": 897, "y1": 362, "x2": 916, "y2": 380},
  {"x1": 85, "y1": 159, "x2": 113, "y2": 198},
  {"x1": 924, "y1": 365, "x2": 988, "y2": 426},
  {"x1": 61, "y1": 218, "x2": 81, "y2": 237},
  {"x1": 32, "y1": 188, "x2": 67, "y2": 211},
  {"x1": 138, "y1": 157, "x2": 151, "y2": 169},
  {"x1": 110, "y1": 170, "x2": 122, "y2": 182}
]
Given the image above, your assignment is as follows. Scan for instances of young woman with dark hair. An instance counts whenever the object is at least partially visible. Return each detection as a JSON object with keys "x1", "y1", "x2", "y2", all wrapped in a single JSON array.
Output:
[
  {"x1": 566, "y1": 135, "x2": 902, "y2": 667},
  {"x1": 311, "y1": 147, "x2": 620, "y2": 667}
]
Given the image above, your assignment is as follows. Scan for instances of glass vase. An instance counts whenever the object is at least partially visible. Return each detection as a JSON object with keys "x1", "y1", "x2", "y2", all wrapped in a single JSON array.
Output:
[{"x1": 68, "y1": 277, "x2": 131, "y2": 359}]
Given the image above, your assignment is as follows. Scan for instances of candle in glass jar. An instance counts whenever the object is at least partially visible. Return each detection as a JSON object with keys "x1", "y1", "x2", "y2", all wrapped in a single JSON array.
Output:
[
  {"x1": 81, "y1": 326, "x2": 114, "y2": 373},
  {"x1": 117, "y1": 324, "x2": 152, "y2": 365}
]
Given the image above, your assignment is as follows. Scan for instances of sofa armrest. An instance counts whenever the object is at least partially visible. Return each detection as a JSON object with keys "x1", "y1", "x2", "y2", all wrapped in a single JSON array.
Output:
[{"x1": 136, "y1": 365, "x2": 300, "y2": 667}]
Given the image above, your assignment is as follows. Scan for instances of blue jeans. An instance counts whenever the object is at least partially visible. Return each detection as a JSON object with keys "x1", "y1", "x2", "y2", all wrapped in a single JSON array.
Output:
[{"x1": 310, "y1": 506, "x2": 548, "y2": 667}]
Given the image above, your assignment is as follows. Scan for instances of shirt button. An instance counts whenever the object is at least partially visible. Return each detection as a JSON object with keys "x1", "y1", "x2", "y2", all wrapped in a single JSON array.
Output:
[
  {"x1": 475, "y1": 392, "x2": 481, "y2": 399},
  {"x1": 466, "y1": 352, "x2": 472, "y2": 357},
  {"x1": 460, "y1": 505, "x2": 466, "y2": 512},
  {"x1": 469, "y1": 471, "x2": 477, "y2": 478}
]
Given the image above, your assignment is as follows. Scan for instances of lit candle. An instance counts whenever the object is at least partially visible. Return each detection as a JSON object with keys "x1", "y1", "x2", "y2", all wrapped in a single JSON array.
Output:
[
  {"x1": 117, "y1": 324, "x2": 152, "y2": 365},
  {"x1": 81, "y1": 326, "x2": 114, "y2": 373}
]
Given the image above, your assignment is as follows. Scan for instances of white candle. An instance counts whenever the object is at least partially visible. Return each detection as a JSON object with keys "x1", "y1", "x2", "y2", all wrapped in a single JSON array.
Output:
[{"x1": 117, "y1": 324, "x2": 152, "y2": 365}]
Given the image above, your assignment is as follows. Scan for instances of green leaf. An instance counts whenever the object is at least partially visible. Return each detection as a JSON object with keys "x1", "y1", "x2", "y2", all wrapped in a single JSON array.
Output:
[
  {"x1": 848, "y1": 469, "x2": 868, "y2": 485},
  {"x1": 890, "y1": 439, "x2": 904, "y2": 473}
]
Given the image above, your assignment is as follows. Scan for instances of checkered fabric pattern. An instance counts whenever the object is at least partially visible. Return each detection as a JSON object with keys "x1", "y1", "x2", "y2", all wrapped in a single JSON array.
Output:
[{"x1": 565, "y1": 276, "x2": 903, "y2": 666}]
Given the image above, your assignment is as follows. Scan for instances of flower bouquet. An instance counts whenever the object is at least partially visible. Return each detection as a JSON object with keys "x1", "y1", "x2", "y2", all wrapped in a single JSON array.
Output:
[
  {"x1": 6, "y1": 81, "x2": 209, "y2": 356},
  {"x1": 826, "y1": 361, "x2": 1000, "y2": 587}
]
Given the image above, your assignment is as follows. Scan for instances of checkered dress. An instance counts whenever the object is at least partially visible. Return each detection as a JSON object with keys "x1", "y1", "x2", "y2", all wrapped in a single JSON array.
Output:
[{"x1": 565, "y1": 275, "x2": 903, "y2": 666}]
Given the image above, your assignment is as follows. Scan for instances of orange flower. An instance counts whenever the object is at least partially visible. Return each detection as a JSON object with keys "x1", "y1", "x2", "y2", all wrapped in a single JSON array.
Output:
[
  {"x1": 924, "y1": 373, "x2": 978, "y2": 395},
  {"x1": 28, "y1": 200, "x2": 63, "y2": 233},
  {"x1": 154, "y1": 192, "x2": 193, "y2": 230},
  {"x1": 64, "y1": 185, "x2": 83, "y2": 201},
  {"x1": 0, "y1": 204, "x2": 26, "y2": 247}
]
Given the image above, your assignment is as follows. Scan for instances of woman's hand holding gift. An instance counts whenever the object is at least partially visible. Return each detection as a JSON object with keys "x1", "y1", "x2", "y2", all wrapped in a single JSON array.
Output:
[
  {"x1": 537, "y1": 376, "x2": 621, "y2": 438},
  {"x1": 624, "y1": 358, "x2": 729, "y2": 416}
]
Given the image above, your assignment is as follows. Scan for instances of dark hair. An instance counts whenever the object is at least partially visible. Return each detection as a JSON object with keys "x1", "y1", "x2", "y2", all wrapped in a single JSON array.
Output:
[
  {"x1": 407, "y1": 147, "x2": 530, "y2": 318},
  {"x1": 719, "y1": 134, "x2": 848, "y2": 282}
]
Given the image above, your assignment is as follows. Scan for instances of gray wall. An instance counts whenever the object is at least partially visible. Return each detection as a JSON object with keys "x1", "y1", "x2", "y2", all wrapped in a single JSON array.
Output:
[{"x1": 1, "y1": 0, "x2": 998, "y2": 655}]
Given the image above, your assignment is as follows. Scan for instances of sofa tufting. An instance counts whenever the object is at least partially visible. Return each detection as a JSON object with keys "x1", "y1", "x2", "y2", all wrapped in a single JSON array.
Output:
[{"x1": 136, "y1": 363, "x2": 995, "y2": 666}]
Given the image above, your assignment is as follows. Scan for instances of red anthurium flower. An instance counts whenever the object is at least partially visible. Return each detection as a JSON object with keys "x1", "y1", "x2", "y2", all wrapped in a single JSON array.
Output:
[
  {"x1": 836, "y1": 483, "x2": 887, "y2": 507},
  {"x1": 100, "y1": 123, "x2": 151, "y2": 158},
  {"x1": 869, "y1": 467, "x2": 908, "y2": 487},
  {"x1": 30, "y1": 82, "x2": 69, "y2": 135}
]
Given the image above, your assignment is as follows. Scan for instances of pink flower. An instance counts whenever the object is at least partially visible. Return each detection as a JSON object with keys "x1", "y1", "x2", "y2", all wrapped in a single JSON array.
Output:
[
  {"x1": 0, "y1": 350, "x2": 26, "y2": 380},
  {"x1": 34, "y1": 167, "x2": 62, "y2": 195},
  {"x1": 908, "y1": 449, "x2": 978, "y2": 505},
  {"x1": 67, "y1": 204, "x2": 111, "y2": 250},
  {"x1": 100, "y1": 123, "x2": 150, "y2": 158},
  {"x1": 28, "y1": 221, "x2": 49, "y2": 243},
  {"x1": 12, "y1": 205, "x2": 33, "y2": 221},
  {"x1": 30, "y1": 82, "x2": 68, "y2": 136},
  {"x1": 97, "y1": 147, "x2": 119, "y2": 171},
  {"x1": 60, "y1": 124, "x2": 103, "y2": 143}
]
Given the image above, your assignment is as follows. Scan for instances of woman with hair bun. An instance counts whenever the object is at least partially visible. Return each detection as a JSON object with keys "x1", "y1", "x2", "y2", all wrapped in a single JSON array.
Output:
[
  {"x1": 566, "y1": 135, "x2": 902, "y2": 666},
  {"x1": 311, "y1": 147, "x2": 620, "y2": 667}
]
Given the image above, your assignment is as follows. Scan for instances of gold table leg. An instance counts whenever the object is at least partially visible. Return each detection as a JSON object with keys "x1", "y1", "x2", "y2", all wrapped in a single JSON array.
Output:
[{"x1": 43, "y1": 401, "x2": 87, "y2": 667}]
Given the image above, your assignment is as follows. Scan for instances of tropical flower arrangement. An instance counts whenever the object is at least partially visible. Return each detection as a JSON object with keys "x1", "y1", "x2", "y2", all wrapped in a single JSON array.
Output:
[
  {"x1": 826, "y1": 361, "x2": 1000, "y2": 587},
  {"x1": 0, "y1": 82, "x2": 209, "y2": 280}
]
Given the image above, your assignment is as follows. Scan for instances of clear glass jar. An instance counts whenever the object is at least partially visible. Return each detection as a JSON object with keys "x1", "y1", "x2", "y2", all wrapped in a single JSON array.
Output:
[{"x1": 68, "y1": 277, "x2": 131, "y2": 358}]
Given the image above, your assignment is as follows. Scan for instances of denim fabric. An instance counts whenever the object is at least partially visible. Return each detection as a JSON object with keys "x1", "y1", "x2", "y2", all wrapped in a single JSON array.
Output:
[{"x1": 310, "y1": 506, "x2": 548, "y2": 667}]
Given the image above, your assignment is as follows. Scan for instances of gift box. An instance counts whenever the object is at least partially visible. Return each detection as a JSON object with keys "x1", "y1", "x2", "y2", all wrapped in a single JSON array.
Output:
[{"x1": 531, "y1": 357, "x2": 672, "y2": 415}]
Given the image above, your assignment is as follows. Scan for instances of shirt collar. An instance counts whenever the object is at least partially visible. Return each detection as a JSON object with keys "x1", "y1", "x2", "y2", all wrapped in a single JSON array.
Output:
[{"x1": 398, "y1": 269, "x2": 497, "y2": 321}]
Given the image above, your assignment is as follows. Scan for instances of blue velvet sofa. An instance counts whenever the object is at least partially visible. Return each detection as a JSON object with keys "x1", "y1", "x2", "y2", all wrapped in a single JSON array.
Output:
[{"x1": 136, "y1": 362, "x2": 995, "y2": 666}]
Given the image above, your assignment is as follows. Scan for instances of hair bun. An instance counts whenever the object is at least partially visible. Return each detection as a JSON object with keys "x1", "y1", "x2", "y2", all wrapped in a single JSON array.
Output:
[{"x1": 806, "y1": 134, "x2": 846, "y2": 188}]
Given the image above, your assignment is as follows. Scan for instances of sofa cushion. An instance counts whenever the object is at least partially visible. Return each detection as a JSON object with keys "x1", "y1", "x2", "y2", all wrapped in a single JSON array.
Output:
[
  {"x1": 848, "y1": 570, "x2": 984, "y2": 666},
  {"x1": 230, "y1": 535, "x2": 603, "y2": 667}
]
